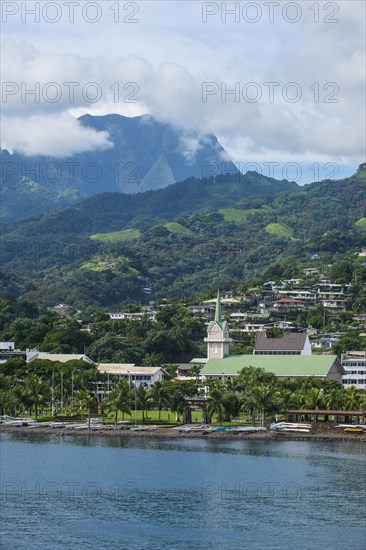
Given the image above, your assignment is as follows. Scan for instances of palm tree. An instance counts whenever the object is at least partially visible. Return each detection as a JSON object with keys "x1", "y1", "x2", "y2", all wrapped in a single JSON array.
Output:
[
  {"x1": 242, "y1": 385, "x2": 273, "y2": 426},
  {"x1": 142, "y1": 353, "x2": 163, "y2": 368},
  {"x1": 24, "y1": 375, "x2": 48, "y2": 419},
  {"x1": 0, "y1": 390, "x2": 19, "y2": 417},
  {"x1": 358, "y1": 390, "x2": 366, "y2": 410},
  {"x1": 275, "y1": 388, "x2": 294, "y2": 417},
  {"x1": 206, "y1": 387, "x2": 225, "y2": 426},
  {"x1": 76, "y1": 389, "x2": 95, "y2": 429},
  {"x1": 324, "y1": 388, "x2": 344, "y2": 410},
  {"x1": 168, "y1": 388, "x2": 186, "y2": 422},
  {"x1": 290, "y1": 390, "x2": 307, "y2": 410},
  {"x1": 137, "y1": 385, "x2": 153, "y2": 424},
  {"x1": 221, "y1": 391, "x2": 241, "y2": 422},
  {"x1": 149, "y1": 381, "x2": 169, "y2": 420},
  {"x1": 107, "y1": 380, "x2": 131, "y2": 426},
  {"x1": 343, "y1": 386, "x2": 361, "y2": 410},
  {"x1": 305, "y1": 388, "x2": 324, "y2": 410}
]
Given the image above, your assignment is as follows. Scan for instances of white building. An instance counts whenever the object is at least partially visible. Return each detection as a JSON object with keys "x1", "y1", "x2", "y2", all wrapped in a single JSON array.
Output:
[
  {"x1": 97, "y1": 364, "x2": 167, "y2": 385},
  {"x1": 27, "y1": 352, "x2": 94, "y2": 363},
  {"x1": 109, "y1": 311, "x2": 156, "y2": 321},
  {"x1": 341, "y1": 351, "x2": 366, "y2": 389},
  {"x1": 0, "y1": 342, "x2": 15, "y2": 350}
]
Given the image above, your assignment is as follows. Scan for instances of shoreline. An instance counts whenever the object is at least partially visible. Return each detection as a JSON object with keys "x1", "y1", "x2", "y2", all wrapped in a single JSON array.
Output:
[{"x1": 1, "y1": 425, "x2": 365, "y2": 443}]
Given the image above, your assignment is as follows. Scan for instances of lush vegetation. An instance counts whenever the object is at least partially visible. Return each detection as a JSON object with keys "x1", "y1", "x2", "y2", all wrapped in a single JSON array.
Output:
[
  {"x1": 1, "y1": 363, "x2": 364, "y2": 425},
  {"x1": 0, "y1": 298, "x2": 206, "y2": 363},
  {"x1": 0, "y1": 166, "x2": 364, "y2": 308}
]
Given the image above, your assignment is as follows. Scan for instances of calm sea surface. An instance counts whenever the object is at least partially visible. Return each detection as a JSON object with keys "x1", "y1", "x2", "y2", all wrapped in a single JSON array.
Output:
[{"x1": 0, "y1": 433, "x2": 365, "y2": 550}]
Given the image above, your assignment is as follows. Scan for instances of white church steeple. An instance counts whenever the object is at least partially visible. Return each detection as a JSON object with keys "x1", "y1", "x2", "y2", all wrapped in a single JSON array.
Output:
[{"x1": 204, "y1": 290, "x2": 232, "y2": 359}]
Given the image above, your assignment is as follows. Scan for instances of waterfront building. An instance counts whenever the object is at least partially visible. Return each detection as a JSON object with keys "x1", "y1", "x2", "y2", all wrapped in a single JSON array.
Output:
[
  {"x1": 341, "y1": 351, "x2": 366, "y2": 389},
  {"x1": 95, "y1": 364, "x2": 169, "y2": 400},
  {"x1": 198, "y1": 292, "x2": 344, "y2": 383}
]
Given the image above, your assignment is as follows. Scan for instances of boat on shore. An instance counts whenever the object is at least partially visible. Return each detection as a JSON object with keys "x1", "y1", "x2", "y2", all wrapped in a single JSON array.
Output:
[
  {"x1": 335, "y1": 424, "x2": 366, "y2": 433},
  {"x1": 232, "y1": 426, "x2": 267, "y2": 433},
  {"x1": 270, "y1": 422, "x2": 312, "y2": 433}
]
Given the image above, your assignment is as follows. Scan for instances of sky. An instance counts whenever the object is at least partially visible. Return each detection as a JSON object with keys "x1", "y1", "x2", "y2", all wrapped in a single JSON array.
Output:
[{"x1": 1, "y1": 0, "x2": 365, "y2": 184}]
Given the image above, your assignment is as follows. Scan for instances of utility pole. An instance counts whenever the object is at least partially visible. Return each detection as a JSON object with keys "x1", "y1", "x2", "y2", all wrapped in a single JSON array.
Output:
[
  {"x1": 61, "y1": 371, "x2": 64, "y2": 414},
  {"x1": 51, "y1": 368, "x2": 55, "y2": 417},
  {"x1": 134, "y1": 375, "x2": 137, "y2": 426}
]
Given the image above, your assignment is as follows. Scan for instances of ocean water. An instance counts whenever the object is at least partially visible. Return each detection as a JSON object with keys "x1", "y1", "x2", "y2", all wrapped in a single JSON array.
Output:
[{"x1": 0, "y1": 433, "x2": 365, "y2": 550}]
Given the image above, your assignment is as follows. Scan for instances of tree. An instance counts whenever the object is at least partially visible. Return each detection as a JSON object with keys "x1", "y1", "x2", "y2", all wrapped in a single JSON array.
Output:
[
  {"x1": 107, "y1": 380, "x2": 131, "y2": 426},
  {"x1": 206, "y1": 385, "x2": 225, "y2": 426},
  {"x1": 76, "y1": 389, "x2": 96, "y2": 429},
  {"x1": 324, "y1": 388, "x2": 344, "y2": 410},
  {"x1": 24, "y1": 375, "x2": 49, "y2": 419},
  {"x1": 342, "y1": 386, "x2": 360, "y2": 410},
  {"x1": 221, "y1": 391, "x2": 241, "y2": 422},
  {"x1": 0, "y1": 389, "x2": 19, "y2": 416},
  {"x1": 275, "y1": 388, "x2": 294, "y2": 416},
  {"x1": 290, "y1": 390, "x2": 307, "y2": 410},
  {"x1": 136, "y1": 385, "x2": 153, "y2": 424},
  {"x1": 242, "y1": 385, "x2": 274, "y2": 426},
  {"x1": 141, "y1": 352, "x2": 163, "y2": 368},
  {"x1": 149, "y1": 381, "x2": 169, "y2": 420},
  {"x1": 330, "y1": 260, "x2": 353, "y2": 284},
  {"x1": 304, "y1": 388, "x2": 324, "y2": 410},
  {"x1": 167, "y1": 386, "x2": 186, "y2": 422},
  {"x1": 236, "y1": 366, "x2": 276, "y2": 392},
  {"x1": 333, "y1": 334, "x2": 363, "y2": 358}
]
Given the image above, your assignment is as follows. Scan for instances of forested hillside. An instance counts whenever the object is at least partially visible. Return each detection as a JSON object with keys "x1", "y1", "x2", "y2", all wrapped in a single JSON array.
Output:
[{"x1": 0, "y1": 165, "x2": 364, "y2": 308}]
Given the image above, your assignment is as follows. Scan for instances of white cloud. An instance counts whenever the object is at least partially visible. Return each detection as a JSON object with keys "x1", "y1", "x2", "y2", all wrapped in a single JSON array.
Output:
[
  {"x1": 1, "y1": 112, "x2": 112, "y2": 157},
  {"x1": 1, "y1": 0, "x2": 365, "y2": 175}
]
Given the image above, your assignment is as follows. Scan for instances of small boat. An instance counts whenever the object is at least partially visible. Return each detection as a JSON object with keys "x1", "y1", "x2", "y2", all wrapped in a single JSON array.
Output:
[
  {"x1": 233, "y1": 427, "x2": 267, "y2": 433},
  {"x1": 270, "y1": 422, "x2": 312, "y2": 433},
  {"x1": 49, "y1": 422, "x2": 67, "y2": 428},
  {"x1": 3, "y1": 418, "x2": 37, "y2": 426},
  {"x1": 336, "y1": 424, "x2": 366, "y2": 431}
]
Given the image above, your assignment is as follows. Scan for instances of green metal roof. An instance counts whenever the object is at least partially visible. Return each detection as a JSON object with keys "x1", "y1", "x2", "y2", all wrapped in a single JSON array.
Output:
[
  {"x1": 206, "y1": 289, "x2": 228, "y2": 332},
  {"x1": 201, "y1": 355, "x2": 342, "y2": 377},
  {"x1": 215, "y1": 289, "x2": 222, "y2": 324},
  {"x1": 190, "y1": 358, "x2": 208, "y2": 364}
]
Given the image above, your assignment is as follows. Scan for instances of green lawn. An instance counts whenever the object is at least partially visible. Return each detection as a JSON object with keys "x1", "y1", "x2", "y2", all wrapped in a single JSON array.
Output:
[
  {"x1": 219, "y1": 206, "x2": 271, "y2": 223},
  {"x1": 355, "y1": 218, "x2": 366, "y2": 231},
  {"x1": 90, "y1": 228, "x2": 141, "y2": 242},
  {"x1": 163, "y1": 222, "x2": 193, "y2": 235},
  {"x1": 265, "y1": 222, "x2": 294, "y2": 239}
]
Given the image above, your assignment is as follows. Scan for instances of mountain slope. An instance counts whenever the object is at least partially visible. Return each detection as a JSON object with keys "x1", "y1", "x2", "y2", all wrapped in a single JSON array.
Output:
[
  {"x1": 1, "y1": 113, "x2": 243, "y2": 221},
  {"x1": 0, "y1": 166, "x2": 364, "y2": 308},
  {"x1": 0, "y1": 170, "x2": 297, "y2": 239}
]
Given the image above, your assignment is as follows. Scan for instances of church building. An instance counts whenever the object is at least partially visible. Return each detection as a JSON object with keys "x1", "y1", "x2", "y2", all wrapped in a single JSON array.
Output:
[
  {"x1": 199, "y1": 292, "x2": 344, "y2": 383},
  {"x1": 204, "y1": 291, "x2": 232, "y2": 359}
]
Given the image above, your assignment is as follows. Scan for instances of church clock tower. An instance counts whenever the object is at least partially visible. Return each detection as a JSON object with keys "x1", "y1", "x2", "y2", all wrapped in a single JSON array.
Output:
[{"x1": 204, "y1": 290, "x2": 232, "y2": 359}]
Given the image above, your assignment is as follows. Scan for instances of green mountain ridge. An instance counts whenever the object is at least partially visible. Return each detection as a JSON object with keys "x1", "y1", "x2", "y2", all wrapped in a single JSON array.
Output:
[
  {"x1": 0, "y1": 113, "x2": 245, "y2": 221},
  {"x1": 0, "y1": 165, "x2": 365, "y2": 308}
]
